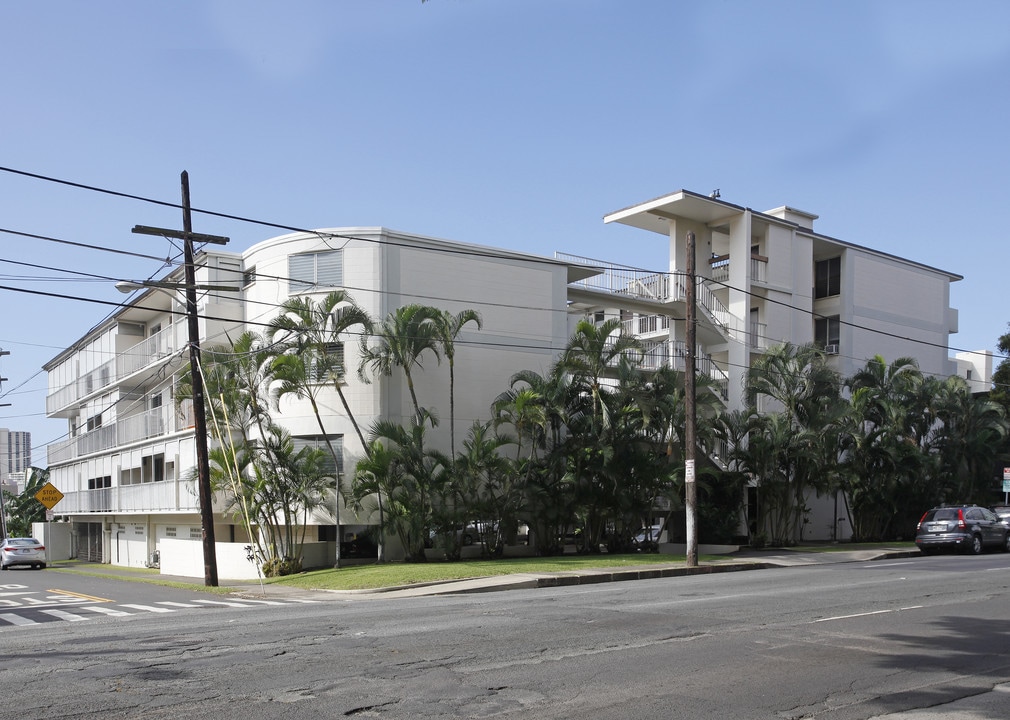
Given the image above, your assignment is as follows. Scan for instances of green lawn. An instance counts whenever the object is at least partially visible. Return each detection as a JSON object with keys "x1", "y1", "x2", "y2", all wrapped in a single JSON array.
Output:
[
  {"x1": 269, "y1": 553, "x2": 700, "y2": 591},
  {"x1": 267, "y1": 542, "x2": 915, "y2": 591}
]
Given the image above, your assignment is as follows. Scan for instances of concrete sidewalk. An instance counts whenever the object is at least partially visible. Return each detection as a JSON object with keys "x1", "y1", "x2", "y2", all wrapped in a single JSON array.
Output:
[{"x1": 51, "y1": 546, "x2": 920, "y2": 602}]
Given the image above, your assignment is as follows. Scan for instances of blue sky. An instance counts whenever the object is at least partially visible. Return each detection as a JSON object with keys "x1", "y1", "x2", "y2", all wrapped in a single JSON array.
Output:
[{"x1": 1, "y1": 0, "x2": 1008, "y2": 451}]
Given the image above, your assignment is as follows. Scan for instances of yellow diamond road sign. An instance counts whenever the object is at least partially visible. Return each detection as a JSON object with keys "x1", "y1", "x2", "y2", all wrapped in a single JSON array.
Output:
[{"x1": 35, "y1": 482, "x2": 64, "y2": 510}]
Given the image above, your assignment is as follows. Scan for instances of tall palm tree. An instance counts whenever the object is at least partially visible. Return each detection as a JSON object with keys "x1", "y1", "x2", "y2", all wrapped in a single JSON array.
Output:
[
  {"x1": 559, "y1": 318, "x2": 641, "y2": 432},
  {"x1": 432, "y1": 308, "x2": 482, "y2": 456},
  {"x1": 358, "y1": 304, "x2": 442, "y2": 421},
  {"x1": 268, "y1": 290, "x2": 373, "y2": 453},
  {"x1": 269, "y1": 291, "x2": 371, "y2": 568}
]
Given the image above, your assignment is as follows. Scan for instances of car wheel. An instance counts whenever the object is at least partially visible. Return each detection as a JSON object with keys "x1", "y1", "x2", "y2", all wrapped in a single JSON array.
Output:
[
  {"x1": 969, "y1": 534, "x2": 984, "y2": 555},
  {"x1": 40, "y1": 562, "x2": 46, "y2": 569},
  {"x1": 1003, "y1": 534, "x2": 1010, "y2": 553},
  {"x1": 461, "y1": 533, "x2": 474, "y2": 546}
]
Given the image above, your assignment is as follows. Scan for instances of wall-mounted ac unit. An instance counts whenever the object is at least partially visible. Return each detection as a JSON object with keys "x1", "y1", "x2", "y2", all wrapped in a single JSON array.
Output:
[{"x1": 824, "y1": 344, "x2": 839, "y2": 355}]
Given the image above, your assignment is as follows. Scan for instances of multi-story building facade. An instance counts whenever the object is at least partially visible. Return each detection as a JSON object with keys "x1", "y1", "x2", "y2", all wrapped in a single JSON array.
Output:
[
  {"x1": 0, "y1": 429, "x2": 31, "y2": 485},
  {"x1": 44, "y1": 228, "x2": 582, "y2": 571},
  {"x1": 42, "y1": 191, "x2": 972, "y2": 569},
  {"x1": 561, "y1": 189, "x2": 966, "y2": 540}
]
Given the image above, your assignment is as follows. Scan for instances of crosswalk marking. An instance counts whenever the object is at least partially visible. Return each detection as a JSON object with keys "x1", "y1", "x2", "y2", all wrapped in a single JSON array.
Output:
[
  {"x1": 193, "y1": 599, "x2": 257, "y2": 608},
  {"x1": 40, "y1": 609, "x2": 88, "y2": 622},
  {"x1": 119, "y1": 604, "x2": 174, "y2": 613},
  {"x1": 84, "y1": 606, "x2": 131, "y2": 617},
  {"x1": 0, "y1": 596, "x2": 315, "y2": 629}
]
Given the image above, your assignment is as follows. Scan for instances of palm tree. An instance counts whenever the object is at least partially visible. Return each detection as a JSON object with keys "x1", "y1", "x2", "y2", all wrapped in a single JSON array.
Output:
[
  {"x1": 744, "y1": 343, "x2": 844, "y2": 542},
  {"x1": 268, "y1": 291, "x2": 371, "y2": 569},
  {"x1": 269, "y1": 291, "x2": 373, "y2": 453},
  {"x1": 364, "y1": 409, "x2": 448, "y2": 561},
  {"x1": 358, "y1": 304, "x2": 442, "y2": 421},
  {"x1": 432, "y1": 308, "x2": 482, "y2": 456},
  {"x1": 559, "y1": 318, "x2": 641, "y2": 432}
]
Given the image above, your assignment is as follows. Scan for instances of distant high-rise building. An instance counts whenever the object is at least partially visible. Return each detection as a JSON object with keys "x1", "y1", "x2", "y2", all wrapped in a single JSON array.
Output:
[{"x1": 0, "y1": 430, "x2": 31, "y2": 484}]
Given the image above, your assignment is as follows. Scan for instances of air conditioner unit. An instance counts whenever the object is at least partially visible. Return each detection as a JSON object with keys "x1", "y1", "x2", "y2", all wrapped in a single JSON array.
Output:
[{"x1": 824, "y1": 344, "x2": 839, "y2": 355}]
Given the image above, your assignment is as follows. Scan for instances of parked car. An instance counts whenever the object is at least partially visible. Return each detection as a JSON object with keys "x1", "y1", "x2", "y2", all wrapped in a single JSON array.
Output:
[
  {"x1": 0, "y1": 537, "x2": 47, "y2": 570},
  {"x1": 915, "y1": 505, "x2": 1010, "y2": 555},
  {"x1": 991, "y1": 506, "x2": 1010, "y2": 523},
  {"x1": 633, "y1": 524, "x2": 665, "y2": 552}
]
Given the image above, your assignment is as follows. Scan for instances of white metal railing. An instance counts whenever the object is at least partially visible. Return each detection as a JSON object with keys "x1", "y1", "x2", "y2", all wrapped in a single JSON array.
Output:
[
  {"x1": 621, "y1": 314, "x2": 670, "y2": 337},
  {"x1": 749, "y1": 321, "x2": 768, "y2": 350},
  {"x1": 118, "y1": 325, "x2": 177, "y2": 378},
  {"x1": 559, "y1": 252, "x2": 745, "y2": 344},
  {"x1": 46, "y1": 358, "x2": 116, "y2": 415},
  {"x1": 117, "y1": 406, "x2": 169, "y2": 446},
  {"x1": 55, "y1": 481, "x2": 203, "y2": 514},
  {"x1": 638, "y1": 340, "x2": 729, "y2": 400},
  {"x1": 708, "y1": 254, "x2": 767, "y2": 284},
  {"x1": 47, "y1": 405, "x2": 194, "y2": 465}
]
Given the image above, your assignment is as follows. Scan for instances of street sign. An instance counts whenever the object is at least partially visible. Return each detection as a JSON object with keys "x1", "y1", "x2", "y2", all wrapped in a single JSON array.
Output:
[{"x1": 35, "y1": 482, "x2": 64, "y2": 510}]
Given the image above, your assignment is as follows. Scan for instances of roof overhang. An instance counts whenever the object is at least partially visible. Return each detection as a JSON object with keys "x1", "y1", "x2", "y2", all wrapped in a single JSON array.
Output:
[{"x1": 604, "y1": 190, "x2": 747, "y2": 235}]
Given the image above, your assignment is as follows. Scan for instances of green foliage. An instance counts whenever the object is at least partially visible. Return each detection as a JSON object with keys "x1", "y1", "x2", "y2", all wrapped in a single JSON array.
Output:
[{"x1": 2, "y1": 467, "x2": 49, "y2": 537}]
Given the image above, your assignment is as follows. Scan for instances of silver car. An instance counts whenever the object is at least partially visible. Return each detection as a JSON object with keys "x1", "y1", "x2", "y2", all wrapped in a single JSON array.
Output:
[{"x1": 0, "y1": 537, "x2": 47, "y2": 570}]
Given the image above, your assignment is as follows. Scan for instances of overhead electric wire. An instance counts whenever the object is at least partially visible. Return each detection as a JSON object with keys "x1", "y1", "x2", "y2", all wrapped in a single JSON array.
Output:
[{"x1": 2, "y1": 166, "x2": 1006, "y2": 400}]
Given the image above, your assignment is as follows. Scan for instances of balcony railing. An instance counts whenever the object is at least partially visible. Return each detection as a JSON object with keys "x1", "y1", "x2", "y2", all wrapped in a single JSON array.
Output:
[
  {"x1": 620, "y1": 314, "x2": 671, "y2": 337},
  {"x1": 560, "y1": 253, "x2": 742, "y2": 341},
  {"x1": 639, "y1": 340, "x2": 729, "y2": 400},
  {"x1": 46, "y1": 326, "x2": 179, "y2": 416},
  {"x1": 47, "y1": 405, "x2": 194, "y2": 465},
  {"x1": 46, "y1": 359, "x2": 116, "y2": 415},
  {"x1": 53, "y1": 480, "x2": 206, "y2": 514},
  {"x1": 749, "y1": 321, "x2": 768, "y2": 350},
  {"x1": 117, "y1": 325, "x2": 177, "y2": 378},
  {"x1": 708, "y1": 254, "x2": 768, "y2": 284}
]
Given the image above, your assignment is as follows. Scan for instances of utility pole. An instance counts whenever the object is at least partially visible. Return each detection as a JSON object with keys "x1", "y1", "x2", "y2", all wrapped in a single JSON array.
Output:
[
  {"x1": 684, "y1": 231, "x2": 698, "y2": 567},
  {"x1": 132, "y1": 172, "x2": 229, "y2": 587},
  {"x1": 0, "y1": 348, "x2": 10, "y2": 540}
]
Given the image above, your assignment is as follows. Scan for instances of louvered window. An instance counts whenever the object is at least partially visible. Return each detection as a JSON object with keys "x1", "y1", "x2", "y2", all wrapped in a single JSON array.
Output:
[{"x1": 289, "y1": 250, "x2": 343, "y2": 292}]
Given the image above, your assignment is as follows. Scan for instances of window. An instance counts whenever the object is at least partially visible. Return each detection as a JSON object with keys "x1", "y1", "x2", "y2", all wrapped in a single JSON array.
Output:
[
  {"x1": 309, "y1": 342, "x2": 345, "y2": 382},
  {"x1": 815, "y1": 257, "x2": 841, "y2": 298},
  {"x1": 289, "y1": 250, "x2": 343, "y2": 293},
  {"x1": 243, "y1": 266, "x2": 257, "y2": 287},
  {"x1": 86, "y1": 413, "x2": 103, "y2": 432},
  {"x1": 293, "y1": 435, "x2": 343, "y2": 477},
  {"x1": 815, "y1": 315, "x2": 840, "y2": 349}
]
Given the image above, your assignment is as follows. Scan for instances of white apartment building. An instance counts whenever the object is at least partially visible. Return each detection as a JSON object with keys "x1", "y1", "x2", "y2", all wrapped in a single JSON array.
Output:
[
  {"x1": 41, "y1": 191, "x2": 971, "y2": 568},
  {"x1": 43, "y1": 228, "x2": 583, "y2": 572},
  {"x1": 561, "y1": 189, "x2": 966, "y2": 541}
]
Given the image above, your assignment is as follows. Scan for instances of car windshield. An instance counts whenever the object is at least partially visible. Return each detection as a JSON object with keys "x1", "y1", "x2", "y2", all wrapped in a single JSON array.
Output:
[{"x1": 5, "y1": 538, "x2": 39, "y2": 546}]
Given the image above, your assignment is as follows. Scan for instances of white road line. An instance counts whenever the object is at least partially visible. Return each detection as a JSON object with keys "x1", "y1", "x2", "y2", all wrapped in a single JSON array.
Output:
[
  {"x1": 156, "y1": 601, "x2": 201, "y2": 608},
  {"x1": 119, "y1": 604, "x2": 175, "y2": 613},
  {"x1": 227, "y1": 598, "x2": 286, "y2": 606},
  {"x1": 280, "y1": 598, "x2": 321, "y2": 604},
  {"x1": 84, "y1": 606, "x2": 132, "y2": 617},
  {"x1": 0, "y1": 613, "x2": 38, "y2": 626},
  {"x1": 40, "y1": 609, "x2": 88, "y2": 622}
]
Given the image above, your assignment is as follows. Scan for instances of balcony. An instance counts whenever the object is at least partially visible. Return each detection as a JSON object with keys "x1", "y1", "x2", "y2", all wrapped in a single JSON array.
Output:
[
  {"x1": 47, "y1": 405, "x2": 195, "y2": 465},
  {"x1": 53, "y1": 480, "x2": 205, "y2": 514},
  {"x1": 639, "y1": 339, "x2": 729, "y2": 400},
  {"x1": 117, "y1": 325, "x2": 177, "y2": 378},
  {"x1": 620, "y1": 314, "x2": 670, "y2": 337},
  {"x1": 46, "y1": 359, "x2": 116, "y2": 415},
  {"x1": 708, "y1": 253, "x2": 768, "y2": 284},
  {"x1": 46, "y1": 325, "x2": 178, "y2": 416}
]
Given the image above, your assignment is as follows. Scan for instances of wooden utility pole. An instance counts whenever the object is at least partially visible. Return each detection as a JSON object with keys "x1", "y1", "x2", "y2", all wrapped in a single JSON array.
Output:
[
  {"x1": 133, "y1": 172, "x2": 229, "y2": 587},
  {"x1": 684, "y1": 231, "x2": 698, "y2": 567}
]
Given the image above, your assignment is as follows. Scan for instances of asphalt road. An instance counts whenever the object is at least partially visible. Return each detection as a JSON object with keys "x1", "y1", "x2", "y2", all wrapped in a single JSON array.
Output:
[{"x1": 2, "y1": 553, "x2": 1009, "y2": 719}]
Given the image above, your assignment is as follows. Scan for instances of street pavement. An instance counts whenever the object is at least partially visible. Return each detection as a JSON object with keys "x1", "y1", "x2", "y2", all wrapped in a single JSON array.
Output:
[{"x1": 50, "y1": 546, "x2": 1010, "y2": 718}]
